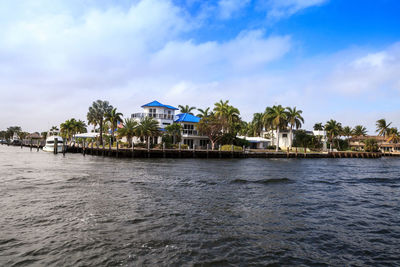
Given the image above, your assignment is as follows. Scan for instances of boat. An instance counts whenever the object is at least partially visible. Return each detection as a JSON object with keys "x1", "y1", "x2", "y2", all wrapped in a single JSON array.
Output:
[{"x1": 43, "y1": 130, "x2": 64, "y2": 152}]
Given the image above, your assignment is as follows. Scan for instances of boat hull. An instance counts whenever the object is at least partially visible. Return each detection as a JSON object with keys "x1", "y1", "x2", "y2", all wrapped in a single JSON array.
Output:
[{"x1": 43, "y1": 145, "x2": 63, "y2": 152}]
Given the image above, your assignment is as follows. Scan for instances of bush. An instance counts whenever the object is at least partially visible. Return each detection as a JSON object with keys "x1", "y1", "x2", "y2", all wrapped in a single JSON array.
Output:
[
  {"x1": 134, "y1": 142, "x2": 146, "y2": 148},
  {"x1": 363, "y1": 138, "x2": 379, "y2": 152},
  {"x1": 221, "y1": 145, "x2": 243, "y2": 151},
  {"x1": 267, "y1": 145, "x2": 277, "y2": 150}
]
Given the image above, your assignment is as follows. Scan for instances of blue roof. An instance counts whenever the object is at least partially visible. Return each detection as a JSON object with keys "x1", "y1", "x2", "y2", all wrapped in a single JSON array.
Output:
[
  {"x1": 174, "y1": 113, "x2": 201, "y2": 123},
  {"x1": 141, "y1": 100, "x2": 178, "y2": 110}
]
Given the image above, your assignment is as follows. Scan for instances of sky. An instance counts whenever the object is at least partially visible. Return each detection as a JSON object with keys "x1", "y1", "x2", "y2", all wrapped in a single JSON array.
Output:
[{"x1": 0, "y1": 0, "x2": 399, "y2": 133}]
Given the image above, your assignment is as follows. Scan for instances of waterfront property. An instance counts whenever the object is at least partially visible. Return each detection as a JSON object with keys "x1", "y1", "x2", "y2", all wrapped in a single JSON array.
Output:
[
  {"x1": 349, "y1": 135, "x2": 400, "y2": 153},
  {"x1": 174, "y1": 113, "x2": 209, "y2": 149},
  {"x1": 131, "y1": 100, "x2": 178, "y2": 144}
]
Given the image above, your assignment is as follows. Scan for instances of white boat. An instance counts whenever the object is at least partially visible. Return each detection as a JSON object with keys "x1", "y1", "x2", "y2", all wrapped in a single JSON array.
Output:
[{"x1": 43, "y1": 131, "x2": 64, "y2": 152}]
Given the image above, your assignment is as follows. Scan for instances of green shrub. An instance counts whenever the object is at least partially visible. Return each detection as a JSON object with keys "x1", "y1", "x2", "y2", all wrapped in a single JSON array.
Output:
[{"x1": 221, "y1": 145, "x2": 243, "y2": 151}]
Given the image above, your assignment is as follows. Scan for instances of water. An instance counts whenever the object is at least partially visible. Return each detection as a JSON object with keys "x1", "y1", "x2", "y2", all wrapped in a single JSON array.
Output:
[{"x1": 1, "y1": 146, "x2": 400, "y2": 266}]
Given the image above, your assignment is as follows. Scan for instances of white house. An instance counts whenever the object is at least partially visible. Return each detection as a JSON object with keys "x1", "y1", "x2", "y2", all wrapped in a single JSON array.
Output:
[
  {"x1": 174, "y1": 113, "x2": 209, "y2": 149},
  {"x1": 131, "y1": 100, "x2": 178, "y2": 144},
  {"x1": 237, "y1": 136, "x2": 271, "y2": 149}
]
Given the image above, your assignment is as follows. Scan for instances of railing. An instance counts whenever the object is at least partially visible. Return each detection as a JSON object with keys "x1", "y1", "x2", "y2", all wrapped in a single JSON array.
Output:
[
  {"x1": 182, "y1": 129, "x2": 199, "y2": 136},
  {"x1": 131, "y1": 113, "x2": 175, "y2": 120}
]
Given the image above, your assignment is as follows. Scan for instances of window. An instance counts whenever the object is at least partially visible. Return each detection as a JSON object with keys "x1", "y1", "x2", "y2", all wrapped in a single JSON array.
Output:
[
  {"x1": 282, "y1": 134, "x2": 288, "y2": 138},
  {"x1": 163, "y1": 123, "x2": 170, "y2": 126},
  {"x1": 184, "y1": 124, "x2": 194, "y2": 130}
]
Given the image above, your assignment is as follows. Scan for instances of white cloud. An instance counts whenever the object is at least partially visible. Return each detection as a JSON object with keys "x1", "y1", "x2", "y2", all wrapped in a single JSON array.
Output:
[
  {"x1": 0, "y1": 0, "x2": 292, "y2": 131},
  {"x1": 262, "y1": 0, "x2": 328, "y2": 19},
  {"x1": 218, "y1": 0, "x2": 251, "y2": 19}
]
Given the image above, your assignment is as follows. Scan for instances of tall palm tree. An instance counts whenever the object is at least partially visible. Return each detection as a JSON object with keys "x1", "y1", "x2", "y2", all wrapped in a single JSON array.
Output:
[
  {"x1": 117, "y1": 118, "x2": 138, "y2": 147},
  {"x1": 325, "y1": 119, "x2": 342, "y2": 151},
  {"x1": 105, "y1": 107, "x2": 123, "y2": 144},
  {"x1": 313, "y1": 123, "x2": 324, "y2": 131},
  {"x1": 178, "y1": 105, "x2": 196, "y2": 115},
  {"x1": 264, "y1": 105, "x2": 287, "y2": 152},
  {"x1": 87, "y1": 100, "x2": 113, "y2": 145},
  {"x1": 225, "y1": 105, "x2": 240, "y2": 133},
  {"x1": 376, "y1": 119, "x2": 392, "y2": 137},
  {"x1": 286, "y1": 107, "x2": 304, "y2": 150},
  {"x1": 213, "y1": 100, "x2": 229, "y2": 119},
  {"x1": 353, "y1": 125, "x2": 367, "y2": 137},
  {"x1": 197, "y1": 107, "x2": 211, "y2": 118},
  {"x1": 135, "y1": 117, "x2": 160, "y2": 146},
  {"x1": 251, "y1": 113, "x2": 264, "y2": 137}
]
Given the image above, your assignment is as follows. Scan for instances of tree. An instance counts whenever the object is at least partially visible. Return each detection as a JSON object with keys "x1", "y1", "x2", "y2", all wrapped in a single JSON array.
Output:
[
  {"x1": 197, "y1": 115, "x2": 224, "y2": 150},
  {"x1": 341, "y1": 126, "x2": 353, "y2": 147},
  {"x1": 225, "y1": 105, "x2": 241, "y2": 134},
  {"x1": 178, "y1": 105, "x2": 196, "y2": 115},
  {"x1": 386, "y1": 127, "x2": 400, "y2": 144},
  {"x1": 87, "y1": 100, "x2": 113, "y2": 145},
  {"x1": 341, "y1": 126, "x2": 353, "y2": 139},
  {"x1": 286, "y1": 107, "x2": 304, "y2": 150},
  {"x1": 117, "y1": 118, "x2": 138, "y2": 147},
  {"x1": 50, "y1": 126, "x2": 59, "y2": 131},
  {"x1": 197, "y1": 107, "x2": 211, "y2": 118},
  {"x1": 313, "y1": 123, "x2": 324, "y2": 131},
  {"x1": 325, "y1": 119, "x2": 342, "y2": 151},
  {"x1": 363, "y1": 138, "x2": 379, "y2": 152},
  {"x1": 61, "y1": 119, "x2": 87, "y2": 141},
  {"x1": 105, "y1": 107, "x2": 123, "y2": 144},
  {"x1": 165, "y1": 123, "x2": 182, "y2": 144},
  {"x1": 376, "y1": 119, "x2": 392, "y2": 137},
  {"x1": 353, "y1": 125, "x2": 367, "y2": 137},
  {"x1": 135, "y1": 116, "x2": 160, "y2": 146},
  {"x1": 251, "y1": 113, "x2": 264, "y2": 137},
  {"x1": 264, "y1": 105, "x2": 287, "y2": 152},
  {"x1": 6, "y1": 126, "x2": 22, "y2": 139},
  {"x1": 293, "y1": 130, "x2": 312, "y2": 153}
]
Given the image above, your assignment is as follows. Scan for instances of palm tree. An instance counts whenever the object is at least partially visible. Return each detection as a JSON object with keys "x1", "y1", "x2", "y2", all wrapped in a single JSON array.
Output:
[
  {"x1": 117, "y1": 118, "x2": 138, "y2": 147},
  {"x1": 264, "y1": 105, "x2": 287, "y2": 152},
  {"x1": 50, "y1": 126, "x2": 59, "y2": 131},
  {"x1": 325, "y1": 119, "x2": 342, "y2": 151},
  {"x1": 87, "y1": 100, "x2": 113, "y2": 145},
  {"x1": 105, "y1": 108, "x2": 123, "y2": 144},
  {"x1": 313, "y1": 123, "x2": 324, "y2": 131},
  {"x1": 178, "y1": 105, "x2": 196, "y2": 115},
  {"x1": 197, "y1": 107, "x2": 211, "y2": 118},
  {"x1": 135, "y1": 117, "x2": 160, "y2": 146},
  {"x1": 213, "y1": 100, "x2": 229, "y2": 120},
  {"x1": 376, "y1": 119, "x2": 392, "y2": 137},
  {"x1": 386, "y1": 127, "x2": 400, "y2": 144},
  {"x1": 286, "y1": 107, "x2": 304, "y2": 150},
  {"x1": 353, "y1": 125, "x2": 367, "y2": 137},
  {"x1": 252, "y1": 113, "x2": 264, "y2": 137},
  {"x1": 341, "y1": 126, "x2": 353, "y2": 147},
  {"x1": 60, "y1": 119, "x2": 75, "y2": 141},
  {"x1": 225, "y1": 105, "x2": 240, "y2": 133},
  {"x1": 165, "y1": 123, "x2": 182, "y2": 144}
]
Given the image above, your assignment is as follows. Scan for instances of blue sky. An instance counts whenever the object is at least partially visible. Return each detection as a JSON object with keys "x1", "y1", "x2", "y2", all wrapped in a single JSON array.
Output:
[{"x1": 0, "y1": 0, "x2": 399, "y2": 132}]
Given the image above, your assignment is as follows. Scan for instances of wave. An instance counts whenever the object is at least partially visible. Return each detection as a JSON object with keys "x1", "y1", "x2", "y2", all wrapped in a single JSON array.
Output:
[{"x1": 231, "y1": 178, "x2": 293, "y2": 185}]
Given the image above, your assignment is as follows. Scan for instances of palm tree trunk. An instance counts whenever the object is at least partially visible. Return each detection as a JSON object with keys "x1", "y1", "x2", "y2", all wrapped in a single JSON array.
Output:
[
  {"x1": 100, "y1": 118, "x2": 103, "y2": 145},
  {"x1": 276, "y1": 127, "x2": 280, "y2": 152},
  {"x1": 289, "y1": 126, "x2": 293, "y2": 151}
]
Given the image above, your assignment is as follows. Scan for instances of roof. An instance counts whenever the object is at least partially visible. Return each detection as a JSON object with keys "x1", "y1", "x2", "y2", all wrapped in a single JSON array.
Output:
[
  {"x1": 175, "y1": 113, "x2": 201, "y2": 123},
  {"x1": 141, "y1": 100, "x2": 178, "y2": 110}
]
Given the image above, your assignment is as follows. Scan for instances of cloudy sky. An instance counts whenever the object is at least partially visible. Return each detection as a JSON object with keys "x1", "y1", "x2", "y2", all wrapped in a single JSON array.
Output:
[{"x1": 0, "y1": 0, "x2": 399, "y2": 133}]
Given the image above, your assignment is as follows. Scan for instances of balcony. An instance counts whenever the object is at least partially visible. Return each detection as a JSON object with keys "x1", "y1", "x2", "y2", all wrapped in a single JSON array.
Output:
[
  {"x1": 182, "y1": 129, "x2": 199, "y2": 136},
  {"x1": 132, "y1": 113, "x2": 175, "y2": 120}
]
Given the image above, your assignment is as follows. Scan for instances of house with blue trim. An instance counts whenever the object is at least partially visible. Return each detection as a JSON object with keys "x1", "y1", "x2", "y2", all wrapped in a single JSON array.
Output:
[
  {"x1": 131, "y1": 100, "x2": 209, "y2": 148},
  {"x1": 175, "y1": 113, "x2": 209, "y2": 149}
]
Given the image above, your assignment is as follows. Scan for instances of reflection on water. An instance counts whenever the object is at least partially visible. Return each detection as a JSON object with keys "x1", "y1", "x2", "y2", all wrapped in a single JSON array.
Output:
[{"x1": 1, "y1": 146, "x2": 400, "y2": 265}]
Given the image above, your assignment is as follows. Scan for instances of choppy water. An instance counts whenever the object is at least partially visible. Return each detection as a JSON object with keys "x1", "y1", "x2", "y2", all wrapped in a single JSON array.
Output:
[{"x1": 1, "y1": 145, "x2": 400, "y2": 266}]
